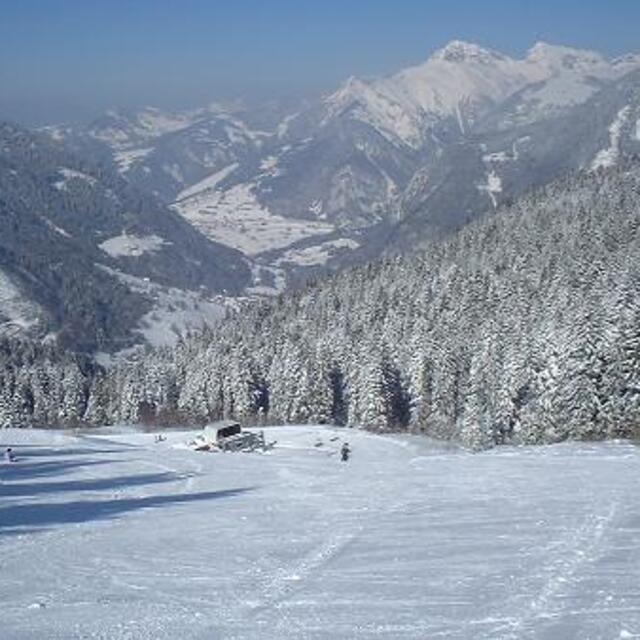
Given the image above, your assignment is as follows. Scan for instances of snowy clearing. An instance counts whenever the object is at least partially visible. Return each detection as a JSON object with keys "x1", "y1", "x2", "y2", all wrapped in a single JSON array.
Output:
[
  {"x1": 98, "y1": 234, "x2": 169, "y2": 258},
  {"x1": 483, "y1": 151, "x2": 509, "y2": 164},
  {"x1": 52, "y1": 168, "x2": 97, "y2": 191},
  {"x1": 1, "y1": 426, "x2": 639, "y2": 639},
  {"x1": 478, "y1": 169, "x2": 503, "y2": 208},
  {"x1": 114, "y1": 148, "x2": 153, "y2": 173},
  {"x1": 259, "y1": 156, "x2": 280, "y2": 175},
  {"x1": 245, "y1": 263, "x2": 287, "y2": 296},
  {"x1": 175, "y1": 164, "x2": 239, "y2": 202},
  {"x1": 591, "y1": 106, "x2": 632, "y2": 171}
]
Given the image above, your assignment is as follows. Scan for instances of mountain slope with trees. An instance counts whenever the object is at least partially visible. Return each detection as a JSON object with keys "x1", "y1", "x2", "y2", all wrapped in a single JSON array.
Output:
[
  {"x1": 91, "y1": 162, "x2": 640, "y2": 447},
  {"x1": 0, "y1": 122, "x2": 250, "y2": 353},
  {"x1": 2, "y1": 160, "x2": 639, "y2": 447}
]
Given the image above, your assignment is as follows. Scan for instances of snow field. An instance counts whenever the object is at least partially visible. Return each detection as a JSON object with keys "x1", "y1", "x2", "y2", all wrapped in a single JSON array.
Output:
[
  {"x1": 175, "y1": 164, "x2": 240, "y2": 202},
  {"x1": 1, "y1": 427, "x2": 639, "y2": 639},
  {"x1": 98, "y1": 233, "x2": 169, "y2": 258},
  {"x1": 173, "y1": 183, "x2": 334, "y2": 256}
]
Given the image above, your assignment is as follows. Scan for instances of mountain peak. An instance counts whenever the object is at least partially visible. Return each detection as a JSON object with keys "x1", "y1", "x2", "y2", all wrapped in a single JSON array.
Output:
[{"x1": 431, "y1": 40, "x2": 506, "y2": 64}]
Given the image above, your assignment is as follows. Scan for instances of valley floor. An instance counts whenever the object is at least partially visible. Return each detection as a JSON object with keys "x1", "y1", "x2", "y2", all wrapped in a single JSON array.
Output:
[{"x1": 0, "y1": 426, "x2": 639, "y2": 639}]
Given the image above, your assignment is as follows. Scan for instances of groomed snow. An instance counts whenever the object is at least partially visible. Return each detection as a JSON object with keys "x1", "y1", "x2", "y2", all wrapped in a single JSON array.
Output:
[
  {"x1": 1, "y1": 426, "x2": 639, "y2": 639},
  {"x1": 98, "y1": 234, "x2": 169, "y2": 258}
]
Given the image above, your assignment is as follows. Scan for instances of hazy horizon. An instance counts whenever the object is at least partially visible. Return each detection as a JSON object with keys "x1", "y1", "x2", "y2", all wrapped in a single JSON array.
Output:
[{"x1": 2, "y1": 0, "x2": 640, "y2": 126}]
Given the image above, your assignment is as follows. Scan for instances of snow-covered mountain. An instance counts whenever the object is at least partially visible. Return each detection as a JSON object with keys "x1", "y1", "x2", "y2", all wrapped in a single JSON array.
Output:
[
  {"x1": 321, "y1": 40, "x2": 543, "y2": 146},
  {"x1": 389, "y1": 65, "x2": 640, "y2": 249},
  {"x1": 315, "y1": 40, "x2": 639, "y2": 147},
  {"x1": 49, "y1": 104, "x2": 271, "y2": 202},
  {"x1": 44, "y1": 41, "x2": 640, "y2": 289},
  {"x1": 0, "y1": 122, "x2": 250, "y2": 353}
]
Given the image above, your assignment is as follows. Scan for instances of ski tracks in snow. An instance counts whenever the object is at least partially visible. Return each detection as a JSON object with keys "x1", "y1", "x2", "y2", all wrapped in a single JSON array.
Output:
[
  {"x1": 488, "y1": 500, "x2": 620, "y2": 639},
  {"x1": 244, "y1": 530, "x2": 357, "y2": 616},
  {"x1": 233, "y1": 438, "x2": 419, "y2": 629}
]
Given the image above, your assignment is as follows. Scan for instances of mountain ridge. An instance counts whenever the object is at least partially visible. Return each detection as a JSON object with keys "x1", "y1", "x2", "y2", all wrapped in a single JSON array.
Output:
[
  {"x1": 19, "y1": 39, "x2": 640, "y2": 328},
  {"x1": 0, "y1": 121, "x2": 251, "y2": 353}
]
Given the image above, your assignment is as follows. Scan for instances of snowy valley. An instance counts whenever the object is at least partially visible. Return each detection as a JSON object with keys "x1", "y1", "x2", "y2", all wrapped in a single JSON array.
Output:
[
  {"x1": 3, "y1": 40, "x2": 640, "y2": 357},
  {"x1": 45, "y1": 40, "x2": 640, "y2": 303}
]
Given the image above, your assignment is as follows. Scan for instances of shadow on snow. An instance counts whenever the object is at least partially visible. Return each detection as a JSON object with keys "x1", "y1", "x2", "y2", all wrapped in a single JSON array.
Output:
[
  {"x1": 0, "y1": 487, "x2": 255, "y2": 536},
  {"x1": 0, "y1": 458, "x2": 114, "y2": 481},
  {"x1": 0, "y1": 445, "x2": 135, "y2": 458},
  {"x1": 0, "y1": 442, "x2": 256, "y2": 536},
  {"x1": 0, "y1": 471, "x2": 179, "y2": 498}
]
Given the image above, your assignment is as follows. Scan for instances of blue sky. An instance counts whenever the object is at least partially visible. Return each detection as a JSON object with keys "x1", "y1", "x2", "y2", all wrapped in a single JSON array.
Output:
[{"x1": 1, "y1": 0, "x2": 639, "y2": 124}]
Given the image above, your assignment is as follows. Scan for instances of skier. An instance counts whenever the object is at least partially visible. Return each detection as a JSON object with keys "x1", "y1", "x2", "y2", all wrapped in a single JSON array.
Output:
[
  {"x1": 340, "y1": 442, "x2": 351, "y2": 462},
  {"x1": 4, "y1": 447, "x2": 16, "y2": 463}
]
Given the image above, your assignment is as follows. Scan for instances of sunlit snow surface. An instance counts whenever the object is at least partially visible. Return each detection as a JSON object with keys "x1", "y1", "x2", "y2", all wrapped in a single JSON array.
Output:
[
  {"x1": 98, "y1": 233, "x2": 169, "y2": 258},
  {"x1": 173, "y1": 183, "x2": 333, "y2": 256},
  {"x1": 1, "y1": 426, "x2": 639, "y2": 639}
]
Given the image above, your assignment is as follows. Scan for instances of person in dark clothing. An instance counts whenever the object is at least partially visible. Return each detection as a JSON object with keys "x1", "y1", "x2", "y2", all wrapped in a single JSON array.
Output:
[
  {"x1": 5, "y1": 447, "x2": 16, "y2": 463},
  {"x1": 340, "y1": 442, "x2": 351, "y2": 462}
]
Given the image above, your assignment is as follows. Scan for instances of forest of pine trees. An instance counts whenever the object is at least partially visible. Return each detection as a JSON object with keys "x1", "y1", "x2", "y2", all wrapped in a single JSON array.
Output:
[
  {"x1": 2, "y1": 162, "x2": 640, "y2": 448},
  {"x1": 0, "y1": 339, "x2": 95, "y2": 428}
]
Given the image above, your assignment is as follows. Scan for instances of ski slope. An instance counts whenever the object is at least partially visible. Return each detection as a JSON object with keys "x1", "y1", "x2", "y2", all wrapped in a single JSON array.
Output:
[{"x1": 1, "y1": 426, "x2": 639, "y2": 639}]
